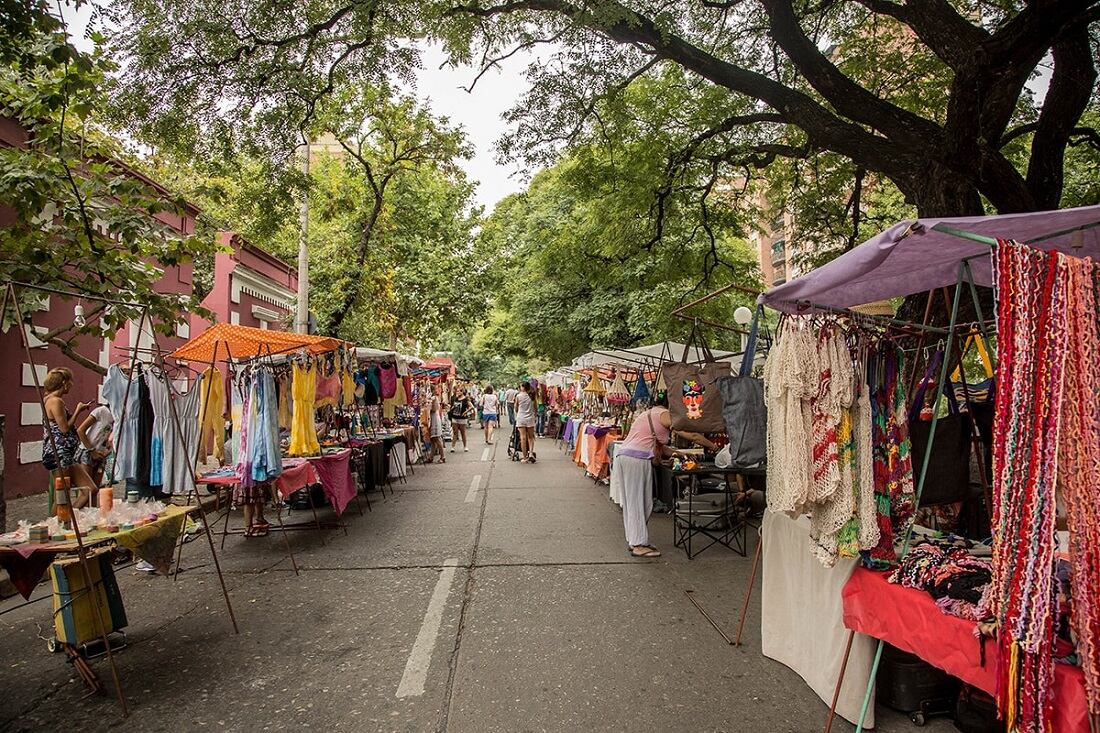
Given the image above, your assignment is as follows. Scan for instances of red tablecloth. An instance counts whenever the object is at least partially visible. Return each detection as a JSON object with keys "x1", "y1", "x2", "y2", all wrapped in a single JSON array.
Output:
[
  {"x1": 274, "y1": 459, "x2": 319, "y2": 499},
  {"x1": 306, "y1": 449, "x2": 354, "y2": 516},
  {"x1": 843, "y1": 567, "x2": 1088, "y2": 732}
]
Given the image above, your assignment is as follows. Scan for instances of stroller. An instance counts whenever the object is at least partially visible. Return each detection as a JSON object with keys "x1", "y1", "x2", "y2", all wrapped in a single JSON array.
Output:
[{"x1": 507, "y1": 426, "x2": 523, "y2": 462}]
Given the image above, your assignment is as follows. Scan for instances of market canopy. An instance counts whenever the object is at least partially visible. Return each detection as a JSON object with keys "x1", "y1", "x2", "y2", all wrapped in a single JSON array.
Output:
[
  {"x1": 572, "y1": 341, "x2": 742, "y2": 370},
  {"x1": 171, "y1": 323, "x2": 349, "y2": 362},
  {"x1": 760, "y1": 204, "x2": 1100, "y2": 313}
]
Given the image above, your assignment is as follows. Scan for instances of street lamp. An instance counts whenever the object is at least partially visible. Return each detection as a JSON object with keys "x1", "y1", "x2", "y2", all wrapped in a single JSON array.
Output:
[{"x1": 733, "y1": 306, "x2": 753, "y2": 352}]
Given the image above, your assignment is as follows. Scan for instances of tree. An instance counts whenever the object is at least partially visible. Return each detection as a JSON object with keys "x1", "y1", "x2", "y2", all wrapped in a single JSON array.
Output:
[
  {"x1": 474, "y1": 142, "x2": 761, "y2": 366},
  {"x1": 113, "y1": 0, "x2": 1098, "y2": 234},
  {"x1": 311, "y1": 85, "x2": 477, "y2": 337},
  {"x1": 0, "y1": 19, "x2": 218, "y2": 373}
]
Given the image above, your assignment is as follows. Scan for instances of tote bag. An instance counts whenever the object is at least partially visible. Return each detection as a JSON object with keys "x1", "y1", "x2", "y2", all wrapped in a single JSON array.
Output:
[
  {"x1": 717, "y1": 304, "x2": 768, "y2": 468},
  {"x1": 664, "y1": 326, "x2": 729, "y2": 433}
]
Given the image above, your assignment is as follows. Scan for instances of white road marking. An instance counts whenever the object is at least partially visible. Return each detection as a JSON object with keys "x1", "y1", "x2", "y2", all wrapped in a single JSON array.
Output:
[
  {"x1": 480, "y1": 447, "x2": 491, "y2": 462},
  {"x1": 396, "y1": 558, "x2": 460, "y2": 698},
  {"x1": 464, "y1": 474, "x2": 482, "y2": 503}
]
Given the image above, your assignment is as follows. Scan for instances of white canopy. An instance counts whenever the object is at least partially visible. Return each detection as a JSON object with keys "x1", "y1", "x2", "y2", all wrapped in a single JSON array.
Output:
[{"x1": 571, "y1": 341, "x2": 743, "y2": 371}]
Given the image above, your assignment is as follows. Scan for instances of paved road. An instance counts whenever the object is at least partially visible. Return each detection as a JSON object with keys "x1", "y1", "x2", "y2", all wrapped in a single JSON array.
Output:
[{"x1": 0, "y1": 435, "x2": 953, "y2": 732}]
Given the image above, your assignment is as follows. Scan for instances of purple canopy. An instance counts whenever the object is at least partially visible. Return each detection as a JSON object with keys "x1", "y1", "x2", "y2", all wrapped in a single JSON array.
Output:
[{"x1": 759, "y1": 205, "x2": 1100, "y2": 312}]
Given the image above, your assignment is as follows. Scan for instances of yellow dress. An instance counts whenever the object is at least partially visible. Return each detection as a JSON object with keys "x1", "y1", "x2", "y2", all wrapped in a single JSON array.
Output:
[
  {"x1": 289, "y1": 363, "x2": 320, "y2": 456},
  {"x1": 197, "y1": 367, "x2": 226, "y2": 463},
  {"x1": 278, "y1": 373, "x2": 293, "y2": 430},
  {"x1": 341, "y1": 368, "x2": 355, "y2": 407}
]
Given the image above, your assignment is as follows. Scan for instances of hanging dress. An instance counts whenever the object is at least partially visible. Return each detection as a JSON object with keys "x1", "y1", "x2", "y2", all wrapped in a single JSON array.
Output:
[
  {"x1": 289, "y1": 362, "x2": 320, "y2": 456},
  {"x1": 198, "y1": 366, "x2": 226, "y2": 464}
]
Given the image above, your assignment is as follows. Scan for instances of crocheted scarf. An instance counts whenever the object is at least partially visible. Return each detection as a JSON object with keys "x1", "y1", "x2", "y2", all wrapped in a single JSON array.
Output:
[{"x1": 989, "y1": 240, "x2": 1100, "y2": 731}]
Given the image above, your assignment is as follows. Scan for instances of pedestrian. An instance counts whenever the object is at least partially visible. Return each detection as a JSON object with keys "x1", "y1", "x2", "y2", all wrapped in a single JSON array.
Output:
[
  {"x1": 504, "y1": 386, "x2": 517, "y2": 424},
  {"x1": 40, "y1": 368, "x2": 97, "y2": 504},
  {"x1": 427, "y1": 394, "x2": 447, "y2": 463},
  {"x1": 513, "y1": 382, "x2": 538, "y2": 462},
  {"x1": 74, "y1": 403, "x2": 114, "y2": 507},
  {"x1": 480, "y1": 386, "x2": 500, "y2": 445},
  {"x1": 449, "y1": 388, "x2": 474, "y2": 452},
  {"x1": 610, "y1": 393, "x2": 716, "y2": 558}
]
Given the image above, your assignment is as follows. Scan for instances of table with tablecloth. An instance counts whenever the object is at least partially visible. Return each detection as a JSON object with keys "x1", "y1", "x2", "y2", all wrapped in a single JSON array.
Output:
[
  {"x1": 0, "y1": 505, "x2": 196, "y2": 599},
  {"x1": 761, "y1": 511, "x2": 879, "y2": 727},
  {"x1": 843, "y1": 566, "x2": 1088, "y2": 732},
  {"x1": 198, "y1": 452, "x2": 356, "y2": 517}
]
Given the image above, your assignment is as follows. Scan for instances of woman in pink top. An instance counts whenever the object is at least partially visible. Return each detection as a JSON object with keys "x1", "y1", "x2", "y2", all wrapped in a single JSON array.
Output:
[{"x1": 611, "y1": 394, "x2": 716, "y2": 558}]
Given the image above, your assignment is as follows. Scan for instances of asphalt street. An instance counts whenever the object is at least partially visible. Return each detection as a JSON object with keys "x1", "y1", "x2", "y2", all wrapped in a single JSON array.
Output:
[{"x1": 0, "y1": 433, "x2": 954, "y2": 732}]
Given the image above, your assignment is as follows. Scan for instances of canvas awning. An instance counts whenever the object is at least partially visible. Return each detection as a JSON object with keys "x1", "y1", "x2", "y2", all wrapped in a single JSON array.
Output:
[
  {"x1": 170, "y1": 323, "x2": 349, "y2": 362},
  {"x1": 572, "y1": 341, "x2": 742, "y2": 370},
  {"x1": 760, "y1": 204, "x2": 1100, "y2": 313}
]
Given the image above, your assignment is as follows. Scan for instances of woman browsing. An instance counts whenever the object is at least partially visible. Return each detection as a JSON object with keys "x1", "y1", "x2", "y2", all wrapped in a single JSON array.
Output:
[{"x1": 610, "y1": 394, "x2": 716, "y2": 558}]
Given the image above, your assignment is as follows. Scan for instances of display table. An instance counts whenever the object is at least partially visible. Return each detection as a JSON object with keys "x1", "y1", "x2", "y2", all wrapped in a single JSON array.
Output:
[
  {"x1": 0, "y1": 505, "x2": 196, "y2": 599},
  {"x1": 843, "y1": 566, "x2": 1088, "y2": 732}
]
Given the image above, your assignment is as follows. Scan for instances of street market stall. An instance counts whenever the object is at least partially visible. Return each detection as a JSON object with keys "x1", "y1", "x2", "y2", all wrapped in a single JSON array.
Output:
[
  {"x1": 753, "y1": 204, "x2": 1100, "y2": 732},
  {"x1": 0, "y1": 282, "x2": 238, "y2": 716}
]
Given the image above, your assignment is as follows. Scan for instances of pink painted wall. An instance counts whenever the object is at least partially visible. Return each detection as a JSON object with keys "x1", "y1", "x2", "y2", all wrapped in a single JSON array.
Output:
[{"x1": 0, "y1": 115, "x2": 199, "y2": 498}]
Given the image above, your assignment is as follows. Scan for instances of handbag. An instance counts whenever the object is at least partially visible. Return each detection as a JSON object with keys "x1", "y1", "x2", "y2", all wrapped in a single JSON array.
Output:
[
  {"x1": 717, "y1": 304, "x2": 768, "y2": 468},
  {"x1": 663, "y1": 323, "x2": 730, "y2": 433},
  {"x1": 646, "y1": 411, "x2": 665, "y2": 466},
  {"x1": 908, "y1": 349, "x2": 973, "y2": 507}
]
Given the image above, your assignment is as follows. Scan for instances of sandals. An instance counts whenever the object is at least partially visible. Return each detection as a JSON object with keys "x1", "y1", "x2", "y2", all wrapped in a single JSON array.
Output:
[
  {"x1": 629, "y1": 545, "x2": 661, "y2": 558},
  {"x1": 245, "y1": 522, "x2": 270, "y2": 538}
]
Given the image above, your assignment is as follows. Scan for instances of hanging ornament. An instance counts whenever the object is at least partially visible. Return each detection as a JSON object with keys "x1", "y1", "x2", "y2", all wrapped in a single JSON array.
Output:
[
  {"x1": 606, "y1": 370, "x2": 630, "y2": 405},
  {"x1": 631, "y1": 371, "x2": 651, "y2": 405}
]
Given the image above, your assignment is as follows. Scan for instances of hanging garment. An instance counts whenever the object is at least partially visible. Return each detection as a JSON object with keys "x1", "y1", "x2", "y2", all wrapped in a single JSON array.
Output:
[
  {"x1": 128, "y1": 368, "x2": 155, "y2": 499},
  {"x1": 236, "y1": 370, "x2": 256, "y2": 490},
  {"x1": 198, "y1": 367, "x2": 226, "y2": 464},
  {"x1": 101, "y1": 364, "x2": 141, "y2": 482},
  {"x1": 277, "y1": 372, "x2": 293, "y2": 430},
  {"x1": 146, "y1": 372, "x2": 205, "y2": 495},
  {"x1": 315, "y1": 364, "x2": 341, "y2": 408},
  {"x1": 145, "y1": 372, "x2": 170, "y2": 489},
  {"x1": 341, "y1": 368, "x2": 355, "y2": 407},
  {"x1": 249, "y1": 368, "x2": 282, "y2": 483},
  {"x1": 289, "y1": 362, "x2": 320, "y2": 456},
  {"x1": 378, "y1": 364, "x2": 398, "y2": 400},
  {"x1": 991, "y1": 241, "x2": 1090, "y2": 733},
  {"x1": 368, "y1": 367, "x2": 382, "y2": 402},
  {"x1": 763, "y1": 322, "x2": 817, "y2": 516},
  {"x1": 865, "y1": 344, "x2": 915, "y2": 567}
]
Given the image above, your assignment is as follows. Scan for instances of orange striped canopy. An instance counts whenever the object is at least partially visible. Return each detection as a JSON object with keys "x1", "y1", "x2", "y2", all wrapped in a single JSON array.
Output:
[{"x1": 170, "y1": 323, "x2": 350, "y2": 363}]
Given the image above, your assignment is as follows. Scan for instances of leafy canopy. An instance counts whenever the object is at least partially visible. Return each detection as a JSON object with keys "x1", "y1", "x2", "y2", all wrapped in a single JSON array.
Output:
[{"x1": 0, "y1": 20, "x2": 219, "y2": 372}]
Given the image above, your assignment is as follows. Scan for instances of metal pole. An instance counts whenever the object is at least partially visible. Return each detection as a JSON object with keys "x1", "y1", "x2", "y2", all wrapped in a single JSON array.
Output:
[
  {"x1": 295, "y1": 140, "x2": 310, "y2": 334},
  {"x1": 854, "y1": 263, "x2": 965, "y2": 733}
]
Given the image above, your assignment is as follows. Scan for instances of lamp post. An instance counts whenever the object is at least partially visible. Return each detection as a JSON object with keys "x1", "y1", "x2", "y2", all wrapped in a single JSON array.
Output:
[{"x1": 733, "y1": 305, "x2": 753, "y2": 353}]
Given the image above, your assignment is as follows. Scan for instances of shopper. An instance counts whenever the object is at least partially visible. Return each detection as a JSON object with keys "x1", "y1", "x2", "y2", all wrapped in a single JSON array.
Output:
[
  {"x1": 74, "y1": 404, "x2": 115, "y2": 507},
  {"x1": 427, "y1": 395, "x2": 447, "y2": 463},
  {"x1": 480, "y1": 386, "x2": 500, "y2": 445},
  {"x1": 513, "y1": 382, "x2": 538, "y2": 462},
  {"x1": 40, "y1": 368, "x2": 96, "y2": 504},
  {"x1": 504, "y1": 386, "x2": 517, "y2": 424},
  {"x1": 610, "y1": 394, "x2": 717, "y2": 558},
  {"x1": 449, "y1": 388, "x2": 474, "y2": 452}
]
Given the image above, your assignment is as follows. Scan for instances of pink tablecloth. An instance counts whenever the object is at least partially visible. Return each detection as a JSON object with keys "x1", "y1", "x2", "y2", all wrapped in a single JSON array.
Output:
[
  {"x1": 273, "y1": 459, "x2": 319, "y2": 499},
  {"x1": 202, "y1": 453, "x2": 354, "y2": 517},
  {"x1": 306, "y1": 449, "x2": 355, "y2": 516},
  {"x1": 843, "y1": 567, "x2": 1088, "y2": 732}
]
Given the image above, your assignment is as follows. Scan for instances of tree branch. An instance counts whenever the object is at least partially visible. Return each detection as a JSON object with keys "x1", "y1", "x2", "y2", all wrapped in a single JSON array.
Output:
[
  {"x1": 45, "y1": 334, "x2": 107, "y2": 376},
  {"x1": 1024, "y1": 25, "x2": 1099, "y2": 209}
]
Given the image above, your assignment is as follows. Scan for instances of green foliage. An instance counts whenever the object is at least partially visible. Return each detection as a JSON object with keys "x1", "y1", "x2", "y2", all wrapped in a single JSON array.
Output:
[
  {"x1": 472, "y1": 144, "x2": 761, "y2": 367},
  {"x1": 0, "y1": 21, "x2": 218, "y2": 349}
]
